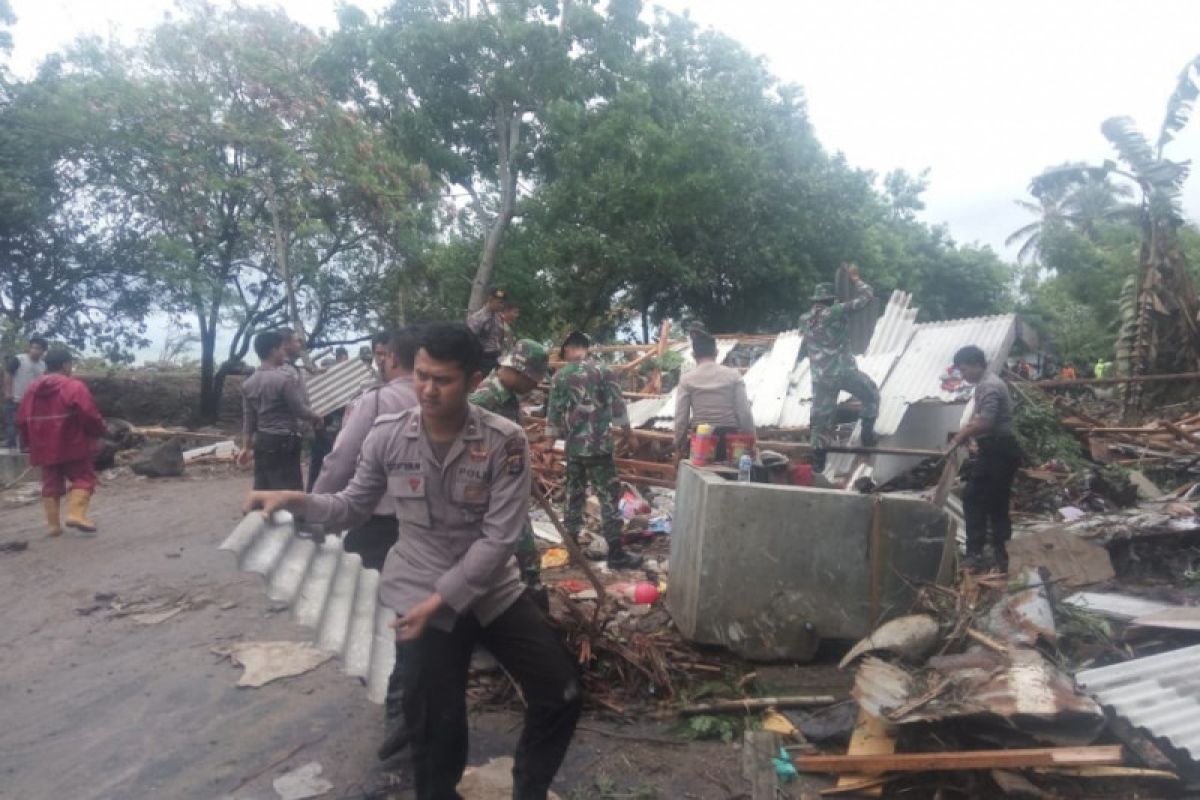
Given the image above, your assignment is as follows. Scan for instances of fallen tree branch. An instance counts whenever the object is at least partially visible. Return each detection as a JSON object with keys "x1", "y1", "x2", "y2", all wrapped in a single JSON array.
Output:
[{"x1": 679, "y1": 695, "x2": 837, "y2": 716}]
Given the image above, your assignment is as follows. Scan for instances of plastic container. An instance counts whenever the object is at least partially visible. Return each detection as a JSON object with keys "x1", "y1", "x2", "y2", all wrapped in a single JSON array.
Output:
[
  {"x1": 738, "y1": 454, "x2": 753, "y2": 482},
  {"x1": 790, "y1": 464, "x2": 814, "y2": 486},
  {"x1": 696, "y1": 423, "x2": 714, "y2": 436},
  {"x1": 689, "y1": 432, "x2": 716, "y2": 466},
  {"x1": 611, "y1": 581, "x2": 659, "y2": 604},
  {"x1": 725, "y1": 433, "x2": 756, "y2": 465}
]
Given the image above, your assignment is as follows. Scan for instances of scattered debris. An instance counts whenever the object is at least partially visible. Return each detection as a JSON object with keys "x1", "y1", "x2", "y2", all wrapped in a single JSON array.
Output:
[
  {"x1": 456, "y1": 756, "x2": 562, "y2": 800},
  {"x1": 212, "y1": 641, "x2": 333, "y2": 688},
  {"x1": 838, "y1": 614, "x2": 939, "y2": 669},
  {"x1": 0, "y1": 540, "x2": 29, "y2": 553},
  {"x1": 540, "y1": 547, "x2": 569, "y2": 570},
  {"x1": 1006, "y1": 530, "x2": 1115, "y2": 587},
  {"x1": 272, "y1": 761, "x2": 333, "y2": 800},
  {"x1": 130, "y1": 438, "x2": 185, "y2": 478},
  {"x1": 793, "y1": 745, "x2": 1123, "y2": 773}
]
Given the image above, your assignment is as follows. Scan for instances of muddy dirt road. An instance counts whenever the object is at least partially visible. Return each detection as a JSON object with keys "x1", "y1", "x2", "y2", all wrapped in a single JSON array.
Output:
[{"x1": 0, "y1": 470, "x2": 754, "y2": 799}]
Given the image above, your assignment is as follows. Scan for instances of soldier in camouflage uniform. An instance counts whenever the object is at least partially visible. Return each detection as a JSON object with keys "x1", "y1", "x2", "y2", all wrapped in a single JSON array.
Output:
[
  {"x1": 545, "y1": 331, "x2": 642, "y2": 569},
  {"x1": 798, "y1": 264, "x2": 880, "y2": 472},
  {"x1": 469, "y1": 339, "x2": 549, "y2": 601}
]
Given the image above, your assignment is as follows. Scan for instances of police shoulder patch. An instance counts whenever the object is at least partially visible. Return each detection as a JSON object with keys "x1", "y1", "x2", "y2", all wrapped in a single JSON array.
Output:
[{"x1": 503, "y1": 434, "x2": 527, "y2": 475}]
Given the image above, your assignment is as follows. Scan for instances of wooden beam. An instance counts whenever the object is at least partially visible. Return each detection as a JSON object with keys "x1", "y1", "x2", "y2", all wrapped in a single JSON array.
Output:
[
  {"x1": 742, "y1": 731, "x2": 780, "y2": 800},
  {"x1": 679, "y1": 695, "x2": 837, "y2": 716},
  {"x1": 793, "y1": 745, "x2": 1123, "y2": 774},
  {"x1": 1034, "y1": 372, "x2": 1200, "y2": 388}
]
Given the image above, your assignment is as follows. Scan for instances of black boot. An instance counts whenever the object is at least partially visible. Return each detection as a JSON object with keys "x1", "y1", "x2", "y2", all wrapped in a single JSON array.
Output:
[
  {"x1": 860, "y1": 417, "x2": 878, "y2": 448},
  {"x1": 811, "y1": 449, "x2": 827, "y2": 473},
  {"x1": 378, "y1": 647, "x2": 408, "y2": 762}
]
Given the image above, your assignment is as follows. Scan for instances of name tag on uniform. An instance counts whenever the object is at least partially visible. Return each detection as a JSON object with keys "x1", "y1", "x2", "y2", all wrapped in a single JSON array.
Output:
[{"x1": 389, "y1": 473, "x2": 426, "y2": 498}]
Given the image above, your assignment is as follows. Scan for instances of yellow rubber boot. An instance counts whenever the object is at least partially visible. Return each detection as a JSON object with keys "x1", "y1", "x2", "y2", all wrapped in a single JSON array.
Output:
[
  {"x1": 43, "y1": 497, "x2": 63, "y2": 536},
  {"x1": 65, "y1": 489, "x2": 97, "y2": 532}
]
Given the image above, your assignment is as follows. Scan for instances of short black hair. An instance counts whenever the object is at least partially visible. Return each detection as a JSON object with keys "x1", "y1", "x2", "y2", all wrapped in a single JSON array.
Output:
[
  {"x1": 371, "y1": 331, "x2": 392, "y2": 348},
  {"x1": 390, "y1": 325, "x2": 422, "y2": 371},
  {"x1": 29, "y1": 336, "x2": 49, "y2": 350},
  {"x1": 692, "y1": 333, "x2": 717, "y2": 360},
  {"x1": 418, "y1": 322, "x2": 482, "y2": 376},
  {"x1": 278, "y1": 326, "x2": 296, "y2": 338},
  {"x1": 254, "y1": 330, "x2": 285, "y2": 361},
  {"x1": 44, "y1": 348, "x2": 73, "y2": 372},
  {"x1": 953, "y1": 345, "x2": 987, "y2": 369}
]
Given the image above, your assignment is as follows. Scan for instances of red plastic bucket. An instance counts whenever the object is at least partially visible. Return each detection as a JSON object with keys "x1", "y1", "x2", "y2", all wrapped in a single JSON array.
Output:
[
  {"x1": 725, "y1": 433, "x2": 756, "y2": 465},
  {"x1": 689, "y1": 433, "x2": 716, "y2": 466}
]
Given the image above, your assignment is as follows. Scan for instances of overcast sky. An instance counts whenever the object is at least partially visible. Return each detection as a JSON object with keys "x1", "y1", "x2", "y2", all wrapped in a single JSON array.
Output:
[{"x1": 8, "y1": 0, "x2": 1200, "y2": 355}]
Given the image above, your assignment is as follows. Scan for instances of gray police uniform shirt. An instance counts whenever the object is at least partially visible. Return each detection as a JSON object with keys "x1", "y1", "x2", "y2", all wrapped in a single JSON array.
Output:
[
  {"x1": 242, "y1": 366, "x2": 314, "y2": 438},
  {"x1": 312, "y1": 375, "x2": 419, "y2": 517},
  {"x1": 10, "y1": 354, "x2": 46, "y2": 403},
  {"x1": 673, "y1": 361, "x2": 756, "y2": 449},
  {"x1": 304, "y1": 405, "x2": 531, "y2": 631},
  {"x1": 972, "y1": 372, "x2": 1014, "y2": 437}
]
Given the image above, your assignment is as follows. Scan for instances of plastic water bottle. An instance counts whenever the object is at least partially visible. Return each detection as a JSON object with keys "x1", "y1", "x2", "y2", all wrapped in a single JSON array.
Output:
[{"x1": 738, "y1": 453, "x2": 753, "y2": 483}]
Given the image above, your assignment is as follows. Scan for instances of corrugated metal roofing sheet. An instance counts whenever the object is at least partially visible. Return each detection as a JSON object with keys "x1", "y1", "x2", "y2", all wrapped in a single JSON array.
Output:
[
  {"x1": 1076, "y1": 644, "x2": 1200, "y2": 761},
  {"x1": 307, "y1": 359, "x2": 378, "y2": 418},
  {"x1": 220, "y1": 512, "x2": 393, "y2": 704}
]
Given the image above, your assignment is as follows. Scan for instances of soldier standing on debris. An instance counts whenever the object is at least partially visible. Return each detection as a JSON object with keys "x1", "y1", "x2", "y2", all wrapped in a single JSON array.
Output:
[
  {"x1": 674, "y1": 330, "x2": 756, "y2": 463},
  {"x1": 545, "y1": 331, "x2": 642, "y2": 569},
  {"x1": 470, "y1": 338, "x2": 550, "y2": 603},
  {"x1": 245, "y1": 322, "x2": 582, "y2": 800},
  {"x1": 798, "y1": 264, "x2": 880, "y2": 472},
  {"x1": 238, "y1": 330, "x2": 323, "y2": 491},
  {"x1": 466, "y1": 287, "x2": 508, "y2": 377},
  {"x1": 17, "y1": 349, "x2": 106, "y2": 535},
  {"x1": 947, "y1": 345, "x2": 1021, "y2": 572}
]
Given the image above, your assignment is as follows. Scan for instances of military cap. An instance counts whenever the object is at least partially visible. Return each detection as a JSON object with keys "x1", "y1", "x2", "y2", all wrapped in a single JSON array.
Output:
[{"x1": 500, "y1": 339, "x2": 549, "y2": 383}]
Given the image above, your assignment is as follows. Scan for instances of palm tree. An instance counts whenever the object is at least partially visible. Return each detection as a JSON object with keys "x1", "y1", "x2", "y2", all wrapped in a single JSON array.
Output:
[
  {"x1": 1028, "y1": 55, "x2": 1200, "y2": 414},
  {"x1": 1006, "y1": 167, "x2": 1135, "y2": 264}
]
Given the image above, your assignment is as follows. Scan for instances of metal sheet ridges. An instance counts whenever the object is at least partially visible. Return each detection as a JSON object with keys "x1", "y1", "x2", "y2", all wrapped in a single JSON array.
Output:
[
  {"x1": 219, "y1": 513, "x2": 393, "y2": 704},
  {"x1": 1076, "y1": 644, "x2": 1200, "y2": 761}
]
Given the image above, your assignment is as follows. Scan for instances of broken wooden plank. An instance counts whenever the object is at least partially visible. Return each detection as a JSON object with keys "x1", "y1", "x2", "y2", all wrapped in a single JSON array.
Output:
[
  {"x1": 794, "y1": 745, "x2": 1123, "y2": 774},
  {"x1": 835, "y1": 711, "x2": 895, "y2": 797},
  {"x1": 679, "y1": 695, "x2": 837, "y2": 716},
  {"x1": 742, "y1": 730, "x2": 780, "y2": 800}
]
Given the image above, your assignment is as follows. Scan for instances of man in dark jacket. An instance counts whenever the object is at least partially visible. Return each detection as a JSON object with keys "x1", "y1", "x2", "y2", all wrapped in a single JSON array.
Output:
[{"x1": 17, "y1": 349, "x2": 106, "y2": 535}]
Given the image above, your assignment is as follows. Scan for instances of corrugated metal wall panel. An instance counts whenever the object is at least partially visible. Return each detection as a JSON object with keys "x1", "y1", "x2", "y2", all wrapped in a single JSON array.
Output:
[
  {"x1": 220, "y1": 512, "x2": 392, "y2": 704},
  {"x1": 1076, "y1": 644, "x2": 1200, "y2": 760},
  {"x1": 306, "y1": 359, "x2": 378, "y2": 418}
]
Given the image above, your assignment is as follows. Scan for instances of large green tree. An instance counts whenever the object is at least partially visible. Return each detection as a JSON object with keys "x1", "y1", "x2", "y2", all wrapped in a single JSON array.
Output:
[{"x1": 69, "y1": 4, "x2": 429, "y2": 418}]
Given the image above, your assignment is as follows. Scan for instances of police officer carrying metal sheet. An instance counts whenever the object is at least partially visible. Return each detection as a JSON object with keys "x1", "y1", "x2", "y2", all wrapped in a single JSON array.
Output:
[{"x1": 245, "y1": 322, "x2": 581, "y2": 800}]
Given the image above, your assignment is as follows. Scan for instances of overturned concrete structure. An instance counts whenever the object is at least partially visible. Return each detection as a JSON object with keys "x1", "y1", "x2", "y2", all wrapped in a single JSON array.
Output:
[{"x1": 668, "y1": 462, "x2": 953, "y2": 661}]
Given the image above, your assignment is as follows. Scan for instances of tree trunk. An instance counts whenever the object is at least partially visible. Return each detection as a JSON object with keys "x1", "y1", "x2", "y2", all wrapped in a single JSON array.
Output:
[
  {"x1": 266, "y1": 182, "x2": 315, "y2": 371},
  {"x1": 468, "y1": 105, "x2": 521, "y2": 313},
  {"x1": 198, "y1": 323, "x2": 219, "y2": 423}
]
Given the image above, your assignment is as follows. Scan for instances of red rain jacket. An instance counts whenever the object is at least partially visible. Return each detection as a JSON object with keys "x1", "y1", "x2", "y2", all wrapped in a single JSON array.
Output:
[{"x1": 16, "y1": 374, "x2": 106, "y2": 466}]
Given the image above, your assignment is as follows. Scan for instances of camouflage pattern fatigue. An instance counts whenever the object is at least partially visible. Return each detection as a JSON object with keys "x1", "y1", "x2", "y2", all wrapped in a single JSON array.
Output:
[
  {"x1": 545, "y1": 360, "x2": 629, "y2": 458},
  {"x1": 564, "y1": 454, "x2": 622, "y2": 545},
  {"x1": 809, "y1": 370, "x2": 880, "y2": 449},
  {"x1": 799, "y1": 280, "x2": 880, "y2": 449},
  {"x1": 469, "y1": 373, "x2": 540, "y2": 585},
  {"x1": 469, "y1": 373, "x2": 521, "y2": 423}
]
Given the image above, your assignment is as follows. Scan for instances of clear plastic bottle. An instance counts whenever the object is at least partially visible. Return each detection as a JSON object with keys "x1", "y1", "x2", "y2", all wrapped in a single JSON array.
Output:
[{"x1": 738, "y1": 453, "x2": 753, "y2": 483}]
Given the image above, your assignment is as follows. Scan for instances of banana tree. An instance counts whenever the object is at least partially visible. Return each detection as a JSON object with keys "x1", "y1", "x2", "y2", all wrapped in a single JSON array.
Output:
[{"x1": 1030, "y1": 55, "x2": 1200, "y2": 415}]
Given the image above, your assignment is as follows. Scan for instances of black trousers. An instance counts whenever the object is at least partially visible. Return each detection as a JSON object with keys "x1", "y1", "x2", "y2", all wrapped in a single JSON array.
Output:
[
  {"x1": 962, "y1": 435, "x2": 1021, "y2": 557},
  {"x1": 306, "y1": 429, "x2": 331, "y2": 492},
  {"x1": 480, "y1": 352, "x2": 500, "y2": 379},
  {"x1": 344, "y1": 514, "x2": 400, "y2": 572},
  {"x1": 253, "y1": 432, "x2": 303, "y2": 491},
  {"x1": 399, "y1": 593, "x2": 582, "y2": 800}
]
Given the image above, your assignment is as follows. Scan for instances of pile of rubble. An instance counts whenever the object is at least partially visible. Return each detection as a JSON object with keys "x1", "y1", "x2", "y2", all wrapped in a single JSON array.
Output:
[{"x1": 753, "y1": 483, "x2": 1200, "y2": 796}]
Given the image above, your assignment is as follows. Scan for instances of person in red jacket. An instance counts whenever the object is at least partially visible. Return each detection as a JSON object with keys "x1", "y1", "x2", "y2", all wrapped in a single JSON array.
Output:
[{"x1": 17, "y1": 348, "x2": 106, "y2": 535}]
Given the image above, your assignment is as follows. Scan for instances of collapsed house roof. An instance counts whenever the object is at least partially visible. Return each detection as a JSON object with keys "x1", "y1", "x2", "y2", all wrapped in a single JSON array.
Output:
[{"x1": 626, "y1": 291, "x2": 1024, "y2": 436}]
